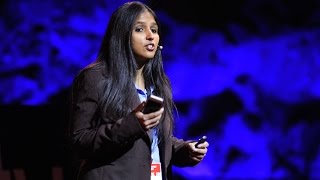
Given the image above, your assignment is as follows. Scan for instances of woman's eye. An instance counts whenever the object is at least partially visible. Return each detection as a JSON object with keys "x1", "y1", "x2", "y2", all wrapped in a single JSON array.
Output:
[
  {"x1": 135, "y1": 28, "x2": 143, "y2": 32},
  {"x1": 151, "y1": 29, "x2": 158, "y2": 33}
]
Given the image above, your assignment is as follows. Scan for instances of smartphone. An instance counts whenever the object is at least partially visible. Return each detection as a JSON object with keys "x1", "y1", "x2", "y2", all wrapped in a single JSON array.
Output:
[
  {"x1": 142, "y1": 95, "x2": 164, "y2": 114},
  {"x1": 195, "y1": 135, "x2": 207, "y2": 148}
]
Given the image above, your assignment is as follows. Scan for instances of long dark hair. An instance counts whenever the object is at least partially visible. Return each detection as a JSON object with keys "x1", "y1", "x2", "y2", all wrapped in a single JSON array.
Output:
[{"x1": 83, "y1": 1, "x2": 174, "y2": 138}]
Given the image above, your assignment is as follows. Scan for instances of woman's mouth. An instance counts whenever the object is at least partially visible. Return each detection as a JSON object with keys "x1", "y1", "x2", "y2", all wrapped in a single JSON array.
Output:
[{"x1": 146, "y1": 44, "x2": 155, "y2": 51}]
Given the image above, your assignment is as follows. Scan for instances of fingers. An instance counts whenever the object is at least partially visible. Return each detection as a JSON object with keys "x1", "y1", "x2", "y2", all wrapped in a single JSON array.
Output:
[
  {"x1": 188, "y1": 141, "x2": 209, "y2": 162},
  {"x1": 188, "y1": 147, "x2": 206, "y2": 162},
  {"x1": 135, "y1": 107, "x2": 164, "y2": 130},
  {"x1": 190, "y1": 141, "x2": 209, "y2": 150},
  {"x1": 144, "y1": 118, "x2": 160, "y2": 130},
  {"x1": 195, "y1": 141, "x2": 209, "y2": 149},
  {"x1": 189, "y1": 153, "x2": 206, "y2": 162},
  {"x1": 143, "y1": 109, "x2": 163, "y2": 129}
]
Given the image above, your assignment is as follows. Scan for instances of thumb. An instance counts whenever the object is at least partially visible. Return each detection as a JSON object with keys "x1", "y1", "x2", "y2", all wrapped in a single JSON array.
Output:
[{"x1": 134, "y1": 101, "x2": 146, "y2": 112}]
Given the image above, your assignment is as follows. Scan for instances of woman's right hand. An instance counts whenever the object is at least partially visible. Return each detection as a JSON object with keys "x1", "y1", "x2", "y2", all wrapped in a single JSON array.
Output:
[{"x1": 134, "y1": 102, "x2": 164, "y2": 130}]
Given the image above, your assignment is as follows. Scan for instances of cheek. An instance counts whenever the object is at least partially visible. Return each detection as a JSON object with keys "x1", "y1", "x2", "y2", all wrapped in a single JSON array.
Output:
[
  {"x1": 131, "y1": 36, "x2": 141, "y2": 47},
  {"x1": 131, "y1": 42, "x2": 139, "y2": 51},
  {"x1": 155, "y1": 35, "x2": 160, "y2": 44},
  {"x1": 131, "y1": 38, "x2": 144, "y2": 51},
  {"x1": 131, "y1": 44, "x2": 142, "y2": 56},
  {"x1": 130, "y1": 39, "x2": 137, "y2": 50}
]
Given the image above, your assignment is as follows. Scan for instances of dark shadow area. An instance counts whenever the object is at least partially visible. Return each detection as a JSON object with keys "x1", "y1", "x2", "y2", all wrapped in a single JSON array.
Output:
[{"x1": 0, "y1": 89, "x2": 71, "y2": 180}]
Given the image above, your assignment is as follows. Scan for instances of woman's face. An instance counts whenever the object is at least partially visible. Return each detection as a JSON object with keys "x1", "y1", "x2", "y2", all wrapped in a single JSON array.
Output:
[{"x1": 131, "y1": 10, "x2": 160, "y2": 63}]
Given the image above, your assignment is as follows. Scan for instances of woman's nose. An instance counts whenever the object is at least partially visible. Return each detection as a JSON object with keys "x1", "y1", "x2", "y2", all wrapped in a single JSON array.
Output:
[{"x1": 146, "y1": 30, "x2": 154, "y2": 40}]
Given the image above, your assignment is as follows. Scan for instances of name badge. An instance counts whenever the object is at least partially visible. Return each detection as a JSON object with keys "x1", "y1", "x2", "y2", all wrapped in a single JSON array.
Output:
[{"x1": 151, "y1": 162, "x2": 162, "y2": 180}]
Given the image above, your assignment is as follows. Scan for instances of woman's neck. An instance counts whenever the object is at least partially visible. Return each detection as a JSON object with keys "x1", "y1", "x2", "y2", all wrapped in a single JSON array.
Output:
[{"x1": 135, "y1": 67, "x2": 145, "y2": 90}]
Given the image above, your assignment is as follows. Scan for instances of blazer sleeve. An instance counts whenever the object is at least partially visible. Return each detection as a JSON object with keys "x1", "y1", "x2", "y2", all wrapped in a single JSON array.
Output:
[{"x1": 68, "y1": 69, "x2": 146, "y2": 158}]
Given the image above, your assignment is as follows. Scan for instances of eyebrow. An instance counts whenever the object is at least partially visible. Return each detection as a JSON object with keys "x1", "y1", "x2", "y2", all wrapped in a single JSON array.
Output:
[{"x1": 134, "y1": 21, "x2": 158, "y2": 26}]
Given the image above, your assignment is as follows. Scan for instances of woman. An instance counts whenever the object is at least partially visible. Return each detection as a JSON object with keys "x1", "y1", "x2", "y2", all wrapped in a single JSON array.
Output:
[{"x1": 68, "y1": 1, "x2": 209, "y2": 180}]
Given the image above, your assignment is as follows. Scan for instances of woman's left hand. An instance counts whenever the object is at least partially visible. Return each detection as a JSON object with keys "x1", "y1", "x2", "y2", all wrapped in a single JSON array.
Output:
[{"x1": 187, "y1": 141, "x2": 209, "y2": 162}]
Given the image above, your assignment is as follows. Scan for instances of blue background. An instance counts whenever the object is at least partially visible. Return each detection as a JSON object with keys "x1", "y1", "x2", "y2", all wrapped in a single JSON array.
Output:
[{"x1": 1, "y1": 0, "x2": 320, "y2": 179}]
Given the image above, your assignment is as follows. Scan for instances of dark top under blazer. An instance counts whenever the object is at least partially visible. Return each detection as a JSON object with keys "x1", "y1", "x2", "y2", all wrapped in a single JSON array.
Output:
[{"x1": 69, "y1": 65, "x2": 199, "y2": 180}]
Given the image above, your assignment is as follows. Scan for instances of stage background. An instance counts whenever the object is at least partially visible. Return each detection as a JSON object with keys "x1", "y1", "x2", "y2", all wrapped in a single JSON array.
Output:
[{"x1": 1, "y1": 0, "x2": 320, "y2": 179}]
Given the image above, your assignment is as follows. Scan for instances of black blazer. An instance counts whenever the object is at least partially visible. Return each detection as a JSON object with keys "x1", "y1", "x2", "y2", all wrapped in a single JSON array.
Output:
[{"x1": 68, "y1": 65, "x2": 199, "y2": 180}]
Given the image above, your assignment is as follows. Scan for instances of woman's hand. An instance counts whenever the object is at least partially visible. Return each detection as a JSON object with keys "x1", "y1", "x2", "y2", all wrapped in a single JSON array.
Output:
[
  {"x1": 134, "y1": 102, "x2": 164, "y2": 130},
  {"x1": 187, "y1": 140, "x2": 209, "y2": 162}
]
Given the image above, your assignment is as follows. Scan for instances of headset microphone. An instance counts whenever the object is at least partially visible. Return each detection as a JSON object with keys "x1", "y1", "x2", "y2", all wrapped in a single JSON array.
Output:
[{"x1": 158, "y1": 45, "x2": 163, "y2": 50}]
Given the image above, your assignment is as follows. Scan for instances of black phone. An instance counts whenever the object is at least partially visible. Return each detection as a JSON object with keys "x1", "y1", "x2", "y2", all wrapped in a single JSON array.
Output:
[
  {"x1": 142, "y1": 95, "x2": 164, "y2": 114},
  {"x1": 195, "y1": 135, "x2": 207, "y2": 148}
]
